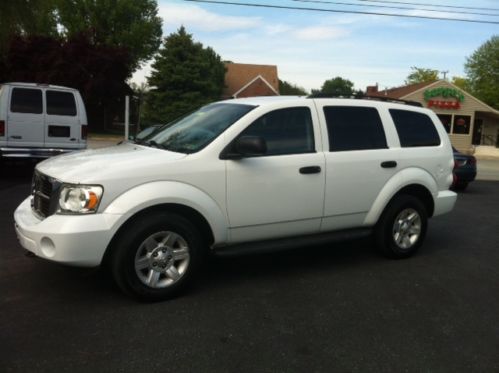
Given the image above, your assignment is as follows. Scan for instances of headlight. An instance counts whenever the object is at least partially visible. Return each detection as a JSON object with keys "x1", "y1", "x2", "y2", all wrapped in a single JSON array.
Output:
[{"x1": 58, "y1": 185, "x2": 103, "y2": 214}]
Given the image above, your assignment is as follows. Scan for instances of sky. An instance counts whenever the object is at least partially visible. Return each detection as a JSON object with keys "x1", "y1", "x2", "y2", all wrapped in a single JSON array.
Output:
[{"x1": 131, "y1": 0, "x2": 499, "y2": 92}]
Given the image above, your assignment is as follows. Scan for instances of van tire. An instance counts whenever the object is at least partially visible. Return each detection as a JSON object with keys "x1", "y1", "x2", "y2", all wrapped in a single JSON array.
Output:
[
  {"x1": 375, "y1": 195, "x2": 427, "y2": 259},
  {"x1": 110, "y1": 211, "x2": 204, "y2": 301}
]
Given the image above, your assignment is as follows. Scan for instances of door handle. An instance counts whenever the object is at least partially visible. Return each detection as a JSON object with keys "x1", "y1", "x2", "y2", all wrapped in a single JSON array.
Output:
[
  {"x1": 10, "y1": 135, "x2": 22, "y2": 139},
  {"x1": 299, "y1": 166, "x2": 321, "y2": 174},
  {"x1": 381, "y1": 161, "x2": 397, "y2": 168}
]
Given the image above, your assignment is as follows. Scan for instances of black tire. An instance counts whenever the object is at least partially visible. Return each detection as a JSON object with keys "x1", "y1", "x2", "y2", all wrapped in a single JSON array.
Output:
[
  {"x1": 110, "y1": 211, "x2": 204, "y2": 301},
  {"x1": 374, "y1": 194, "x2": 428, "y2": 259}
]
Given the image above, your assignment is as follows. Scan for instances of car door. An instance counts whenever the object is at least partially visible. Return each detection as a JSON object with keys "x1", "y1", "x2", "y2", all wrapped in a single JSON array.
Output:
[
  {"x1": 225, "y1": 105, "x2": 326, "y2": 243},
  {"x1": 44, "y1": 89, "x2": 80, "y2": 149},
  {"x1": 315, "y1": 102, "x2": 400, "y2": 231},
  {"x1": 7, "y1": 87, "x2": 44, "y2": 147}
]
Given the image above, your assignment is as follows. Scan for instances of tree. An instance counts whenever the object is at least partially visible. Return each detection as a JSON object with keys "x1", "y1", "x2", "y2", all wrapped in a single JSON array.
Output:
[
  {"x1": 405, "y1": 67, "x2": 439, "y2": 85},
  {"x1": 451, "y1": 76, "x2": 470, "y2": 91},
  {"x1": 56, "y1": 0, "x2": 163, "y2": 71},
  {"x1": 465, "y1": 35, "x2": 499, "y2": 109},
  {"x1": 279, "y1": 79, "x2": 308, "y2": 95},
  {"x1": 144, "y1": 27, "x2": 226, "y2": 123},
  {"x1": 313, "y1": 77, "x2": 355, "y2": 96}
]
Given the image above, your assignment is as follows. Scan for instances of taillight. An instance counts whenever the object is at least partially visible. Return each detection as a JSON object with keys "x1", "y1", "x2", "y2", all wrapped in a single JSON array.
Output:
[
  {"x1": 470, "y1": 157, "x2": 477, "y2": 165},
  {"x1": 0, "y1": 120, "x2": 5, "y2": 137},
  {"x1": 454, "y1": 160, "x2": 458, "y2": 169},
  {"x1": 81, "y1": 125, "x2": 88, "y2": 140}
]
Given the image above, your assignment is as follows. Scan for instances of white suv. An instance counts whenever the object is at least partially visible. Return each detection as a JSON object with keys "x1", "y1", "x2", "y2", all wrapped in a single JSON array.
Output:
[{"x1": 14, "y1": 96, "x2": 457, "y2": 301}]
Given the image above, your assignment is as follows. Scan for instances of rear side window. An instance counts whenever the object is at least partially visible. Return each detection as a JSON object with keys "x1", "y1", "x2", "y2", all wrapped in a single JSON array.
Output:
[
  {"x1": 46, "y1": 90, "x2": 77, "y2": 116},
  {"x1": 324, "y1": 106, "x2": 387, "y2": 151},
  {"x1": 240, "y1": 107, "x2": 314, "y2": 156},
  {"x1": 390, "y1": 109, "x2": 441, "y2": 147},
  {"x1": 10, "y1": 88, "x2": 43, "y2": 114}
]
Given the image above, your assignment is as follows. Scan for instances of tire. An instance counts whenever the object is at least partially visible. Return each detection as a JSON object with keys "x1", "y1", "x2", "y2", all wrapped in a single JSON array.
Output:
[
  {"x1": 374, "y1": 194, "x2": 428, "y2": 259},
  {"x1": 110, "y1": 211, "x2": 204, "y2": 301}
]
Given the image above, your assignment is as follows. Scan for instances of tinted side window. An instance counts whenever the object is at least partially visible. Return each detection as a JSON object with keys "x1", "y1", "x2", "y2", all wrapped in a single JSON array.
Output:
[
  {"x1": 390, "y1": 109, "x2": 441, "y2": 147},
  {"x1": 46, "y1": 90, "x2": 77, "y2": 116},
  {"x1": 240, "y1": 107, "x2": 314, "y2": 156},
  {"x1": 324, "y1": 106, "x2": 387, "y2": 151},
  {"x1": 10, "y1": 88, "x2": 43, "y2": 114}
]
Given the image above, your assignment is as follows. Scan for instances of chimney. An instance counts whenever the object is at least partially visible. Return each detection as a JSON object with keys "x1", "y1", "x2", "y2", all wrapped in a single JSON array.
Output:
[{"x1": 366, "y1": 83, "x2": 378, "y2": 94}]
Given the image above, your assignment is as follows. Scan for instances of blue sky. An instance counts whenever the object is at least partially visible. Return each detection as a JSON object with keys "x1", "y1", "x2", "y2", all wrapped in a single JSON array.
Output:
[{"x1": 131, "y1": 0, "x2": 499, "y2": 92}]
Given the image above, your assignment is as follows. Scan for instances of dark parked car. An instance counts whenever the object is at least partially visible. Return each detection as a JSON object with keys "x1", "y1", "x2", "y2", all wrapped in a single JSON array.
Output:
[{"x1": 452, "y1": 147, "x2": 477, "y2": 190}]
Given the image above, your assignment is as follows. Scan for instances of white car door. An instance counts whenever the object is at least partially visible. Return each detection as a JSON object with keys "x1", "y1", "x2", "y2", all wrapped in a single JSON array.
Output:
[
  {"x1": 44, "y1": 89, "x2": 81, "y2": 149},
  {"x1": 225, "y1": 105, "x2": 326, "y2": 243},
  {"x1": 7, "y1": 87, "x2": 44, "y2": 147}
]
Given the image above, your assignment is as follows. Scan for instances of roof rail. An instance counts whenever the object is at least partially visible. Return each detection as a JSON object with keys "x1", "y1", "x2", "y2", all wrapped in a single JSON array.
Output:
[{"x1": 307, "y1": 93, "x2": 423, "y2": 107}]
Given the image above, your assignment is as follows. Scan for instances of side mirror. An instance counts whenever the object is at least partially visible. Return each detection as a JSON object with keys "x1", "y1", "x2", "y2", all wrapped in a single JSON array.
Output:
[{"x1": 221, "y1": 136, "x2": 267, "y2": 159}]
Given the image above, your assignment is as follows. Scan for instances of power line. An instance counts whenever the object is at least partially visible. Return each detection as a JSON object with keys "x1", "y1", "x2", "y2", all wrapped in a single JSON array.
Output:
[
  {"x1": 351, "y1": 0, "x2": 499, "y2": 13},
  {"x1": 292, "y1": 0, "x2": 499, "y2": 17},
  {"x1": 184, "y1": 0, "x2": 499, "y2": 24}
]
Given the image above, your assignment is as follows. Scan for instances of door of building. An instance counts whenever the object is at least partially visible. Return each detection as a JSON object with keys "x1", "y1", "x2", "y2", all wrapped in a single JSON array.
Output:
[{"x1": 472, "y1": 119, "x2": 483, "y2": 145}]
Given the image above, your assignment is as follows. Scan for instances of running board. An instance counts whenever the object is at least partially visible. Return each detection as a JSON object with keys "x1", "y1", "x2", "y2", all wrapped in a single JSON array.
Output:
[{"x1": 213, "y1": 228, "x2": 372, "y2": 257}]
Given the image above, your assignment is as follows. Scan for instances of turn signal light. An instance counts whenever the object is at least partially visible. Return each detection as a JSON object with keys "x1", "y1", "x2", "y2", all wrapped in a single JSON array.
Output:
[{"x1": 0, "y1": 120, "x2": 5, "y2": 137}]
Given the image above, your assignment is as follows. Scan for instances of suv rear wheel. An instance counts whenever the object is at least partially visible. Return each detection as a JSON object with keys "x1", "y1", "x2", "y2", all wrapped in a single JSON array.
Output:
[
  {"x1": 375, "y1": 194, "x2": 428, "y2": 258},
  {"x1": 110, "y1": 211, "x2": 203, "y2": 301}
]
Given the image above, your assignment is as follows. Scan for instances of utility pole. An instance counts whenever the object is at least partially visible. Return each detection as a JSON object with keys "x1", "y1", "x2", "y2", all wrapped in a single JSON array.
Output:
[
  {"x1": 125, "y1": 95, "x2": 130, "y2": 140},
  {"x1": 440, "y1": 70, "x2": 449, "y2": 80}
]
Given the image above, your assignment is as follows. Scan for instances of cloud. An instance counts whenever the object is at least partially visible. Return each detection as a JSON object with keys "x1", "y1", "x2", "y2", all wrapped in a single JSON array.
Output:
[
  {"x1": 158, "y1": 3, "x2": 262, "y2": 32},
  {"x1": 293, "y1": 26, "x2": 349, "y2": 40}
]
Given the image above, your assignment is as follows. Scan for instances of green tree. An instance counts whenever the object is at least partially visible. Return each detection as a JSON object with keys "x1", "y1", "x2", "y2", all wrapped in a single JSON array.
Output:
[
  {"x1": 451, "y1": 76, "x2": 470, "y2": 91},
  {"x1": 405, "y1": 67, "x2": 439, "y2": 85},
  {"x1": 144, "y1": 27, "x2": 226, "y2": 123},
  {"x1": 279, "y1": 79, "x2": 308, "y2": 95},
  {"x1": 56, "y1": 0, "x2": 162, "y2": 71},
  {"x1": 465, "y1": 35, "x2": 499, "y2": 109},
  {"x1": 313, "y1": 76, "x2": 355, "y2": 96}
]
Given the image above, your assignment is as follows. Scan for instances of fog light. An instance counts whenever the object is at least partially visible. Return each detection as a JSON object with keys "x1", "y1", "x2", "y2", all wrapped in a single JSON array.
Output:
[{"x1": 40, "y1": 237, "x2": 56, "y2": 257}]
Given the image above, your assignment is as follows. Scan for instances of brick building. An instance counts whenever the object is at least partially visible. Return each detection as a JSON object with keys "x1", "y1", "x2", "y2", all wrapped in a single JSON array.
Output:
[{"x1": 223, "y1": 62, "x2": 279, "y2": 99}]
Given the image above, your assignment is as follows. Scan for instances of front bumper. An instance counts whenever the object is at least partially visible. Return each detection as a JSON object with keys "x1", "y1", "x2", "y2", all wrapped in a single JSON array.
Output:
[
  {"x1": 433, "y1": 190, "x2": 457, "y2": 217},
  {"x1": 14, "y1": 197, "x2": 122, "y2": 267}
]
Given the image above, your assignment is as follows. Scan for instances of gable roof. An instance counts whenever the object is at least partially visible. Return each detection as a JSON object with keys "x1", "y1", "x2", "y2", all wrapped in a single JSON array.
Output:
[
  {"x1": 232, "y1": 75, "x2": 278, "y2": 98},
  {"x1": 223, "y1": 62, "x2": 279, "y2": 97},
  {"x1": 368, "y1": 81, "x2": 436, "y2": 99}
]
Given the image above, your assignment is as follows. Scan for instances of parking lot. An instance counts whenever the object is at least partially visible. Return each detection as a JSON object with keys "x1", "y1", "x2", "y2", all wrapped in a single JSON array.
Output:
[{"x1": 1, "y1": 162, "x2": 499, "y2": 372}]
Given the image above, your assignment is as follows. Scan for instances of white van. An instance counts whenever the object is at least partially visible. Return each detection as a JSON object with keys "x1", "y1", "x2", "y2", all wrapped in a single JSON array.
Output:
[{"x1": 0, "y1": 82, "x2": 87, "y2": 159}]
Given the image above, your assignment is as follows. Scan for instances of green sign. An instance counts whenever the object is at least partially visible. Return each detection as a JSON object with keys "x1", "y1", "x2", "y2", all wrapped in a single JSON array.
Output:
[{"x1": 424, "y1": 87, "x2": 465, "y2": 102}]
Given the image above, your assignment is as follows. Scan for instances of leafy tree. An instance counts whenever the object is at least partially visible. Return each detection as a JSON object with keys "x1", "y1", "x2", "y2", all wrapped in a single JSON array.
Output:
[
  {"x1": 279, "y1": 79, "x2": 307, "y2": 95},
  {"x1": 56, "y1": 0, "x2": 162, "y2": 71},
  {"x1": 465, "y1": 35, "x2": 499, "y2": 109},
  {"x1": 313, "y1": 77, "x2": 355, "y2": 96},
  {"x1": 144, "y1": 27, "x2": 226, "y2": 123},
  {"x1": 451, "y1": 76, "x2": 470, "y2": 91},
  {"x1": 405, "y1": 67, "x2": 439, "y2": 85}
]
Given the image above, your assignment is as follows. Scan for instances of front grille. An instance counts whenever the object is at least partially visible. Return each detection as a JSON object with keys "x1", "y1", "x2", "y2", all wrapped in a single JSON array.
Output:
[{"x1": 32, "y1": 171, "x2": 54, "y2": 218}]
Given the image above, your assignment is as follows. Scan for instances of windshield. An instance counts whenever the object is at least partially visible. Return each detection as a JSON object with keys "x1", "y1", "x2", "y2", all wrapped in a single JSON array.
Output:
[{"x1": 140, "y1": 103, "x2": 256, "y2": 154}]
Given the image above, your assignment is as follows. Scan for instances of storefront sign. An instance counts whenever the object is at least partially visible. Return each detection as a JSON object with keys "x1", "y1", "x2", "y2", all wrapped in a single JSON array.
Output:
[{"x1": 423, "y1": 87, "x2": 465, "y2": 110}]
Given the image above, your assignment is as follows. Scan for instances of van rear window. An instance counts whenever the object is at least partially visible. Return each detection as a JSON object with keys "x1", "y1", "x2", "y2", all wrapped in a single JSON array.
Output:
[
  {"x1": 47, "y1": 91, "x2": 77, "y2": 116},
  {"x1": 10, "y1": 88, "x2": 43, "y2": 114}
]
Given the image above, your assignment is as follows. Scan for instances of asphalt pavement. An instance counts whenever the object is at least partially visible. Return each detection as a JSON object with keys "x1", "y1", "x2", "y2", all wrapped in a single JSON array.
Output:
[{"x1": 1, "y1": 162, "x2": 499, "y2": 372}]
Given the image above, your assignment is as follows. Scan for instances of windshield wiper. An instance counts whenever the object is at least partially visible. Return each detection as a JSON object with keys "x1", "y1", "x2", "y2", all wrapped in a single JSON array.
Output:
[{"x1": 146, "y1": 140, "x2": 167, "y2": 150}]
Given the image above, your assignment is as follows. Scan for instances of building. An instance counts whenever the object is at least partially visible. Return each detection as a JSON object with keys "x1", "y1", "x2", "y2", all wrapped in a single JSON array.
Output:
[
  {"x1": 223, "y1": 62, "x2": 279, "y2": 99},
  {"x1": 366, "y1": 80, "x2": 499, "y2": 152}
]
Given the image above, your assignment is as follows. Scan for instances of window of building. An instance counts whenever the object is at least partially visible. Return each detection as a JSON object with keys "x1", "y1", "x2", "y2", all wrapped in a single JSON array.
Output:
[
  {"x1": 240, "y1": 107, "x2": 314, "y2": 156},
  {"x1": 437, "y1": 114, "x2": 452, "y2": 133},
  {"x1": 323, "y1": 106, "x2": 387, "y2": 151},
  {"x1": 452, "y1": 115, "x2": 471, "y2": 135},
  {"x1": 10, "y1": 88, "x2": 43, "y2": 114},
  {"x1": 390, "y1": 109, "x2": 441, "y2": 147},
  {"x1": 46, "y1": 90, "x2": 77, "y2": 116}
]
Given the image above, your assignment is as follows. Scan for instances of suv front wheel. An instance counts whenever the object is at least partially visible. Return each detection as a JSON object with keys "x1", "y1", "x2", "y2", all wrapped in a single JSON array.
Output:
[
  {"x1": 375, "y1": 194, "x2": 428, "y2": 259},
  {"x1": 110, "y1": 211, "x2": 203, "y2": 301}
]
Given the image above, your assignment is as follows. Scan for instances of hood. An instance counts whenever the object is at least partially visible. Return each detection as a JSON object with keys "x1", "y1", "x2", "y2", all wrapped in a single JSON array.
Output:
[{"x1": 37, "y1": 142, "x2": 187, "y2": 183}]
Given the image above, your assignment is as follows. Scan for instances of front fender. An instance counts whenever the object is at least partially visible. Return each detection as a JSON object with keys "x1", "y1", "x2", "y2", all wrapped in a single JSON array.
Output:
[
  {"x1": 104, "y1": 181, "x2": 228, "y2": 244},
  {"x1": 364, "y1": 167, "x2": 438, "y2": 226}
]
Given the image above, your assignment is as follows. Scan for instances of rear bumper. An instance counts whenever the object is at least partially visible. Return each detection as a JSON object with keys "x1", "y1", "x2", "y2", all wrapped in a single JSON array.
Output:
[
  {"x1": 1, "y1": 146, "x2": 86, "y2": 159},
  {"x1": 433, "y1": 190, "x2": 457, "y2": 217},
  {"x1": 453, "y1": 168, "x2": 477, "y2": 183}
]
